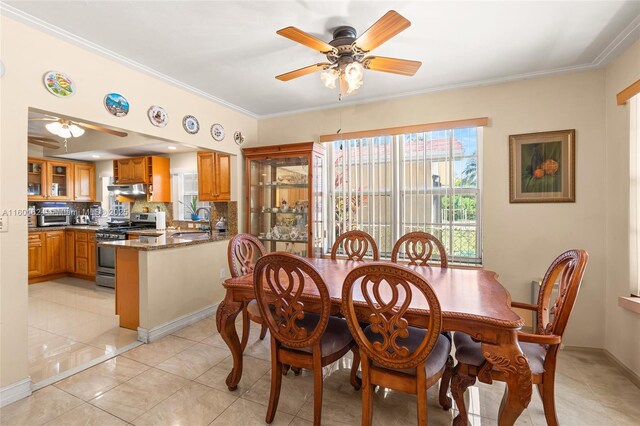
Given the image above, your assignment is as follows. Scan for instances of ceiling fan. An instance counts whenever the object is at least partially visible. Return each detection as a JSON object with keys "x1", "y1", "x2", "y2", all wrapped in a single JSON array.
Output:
[
  {"x1": 275, "y1": 10, "x2": 422, "y2": 99},
  {"x1": 29, "y1": 116, "x2": 128, "y2": 138}
]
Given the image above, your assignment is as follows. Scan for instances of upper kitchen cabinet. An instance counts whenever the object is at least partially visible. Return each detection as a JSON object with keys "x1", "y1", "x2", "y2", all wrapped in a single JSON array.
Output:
[
  {"x1": 113, "y1": 156, "x2": 171, "y2": 202},
  {"x1": 46, "y1": 161, "x2": 73, "y2": 200},
  {"x1": 74, "y1": 163, "x2": 96, "y2": 201},
  {"x1": 27, "y1": 158, "x2": 47, "y2": 200},
  {"x1": 197, "y1": 151, "x2": 231, "y2": 202}
]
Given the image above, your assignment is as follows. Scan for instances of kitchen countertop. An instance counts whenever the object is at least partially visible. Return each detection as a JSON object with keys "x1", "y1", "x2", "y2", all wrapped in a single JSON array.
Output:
[
  {"x1": 97, "y1": 231, "x2": 231, "y2": 251},
  {"x1": 28, "y1": 225, "x2": 102, "y2": 232}
]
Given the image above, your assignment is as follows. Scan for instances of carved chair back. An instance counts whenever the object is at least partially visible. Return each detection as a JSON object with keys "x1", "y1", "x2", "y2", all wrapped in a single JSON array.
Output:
[
  {"x1": 253, "y1": 252, "x2": 330, "y2": 349},
  {"x1": 391, "y1": 232, "x2": 448, "y2": 267},
  {"x1": 342, "y1": 263, "x2": 443, "y2": 370},
  {"x1": 536, "y1": 249, "x2": 588, "y2": 339},
  {"x1": 228, "y1": 233, "x2": 267, "y2": 278},
  {"x1": 331, "y1": 230, "x2": 380, "y2": 261}
]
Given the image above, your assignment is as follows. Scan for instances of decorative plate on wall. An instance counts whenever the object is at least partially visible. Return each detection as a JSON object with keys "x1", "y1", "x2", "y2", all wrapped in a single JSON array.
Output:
[
  {"x1": 43, "y1": 71, "x2": 75, "y2": 97},
  {"x1": 211, "y1": 123, "x2": 225, "y2": 141},
  {"x1": 104, "y1": 93, "x2": 129, "y2": 117},
  {"x1": 234, "y1": 131, "x2": 245, "y2": 146},
  {"x1": 148, "y1": 105, "x2": 168, "y2": 127},
  {"x1": 182, "y1": 115, "x2": 199, "y2": 134}
]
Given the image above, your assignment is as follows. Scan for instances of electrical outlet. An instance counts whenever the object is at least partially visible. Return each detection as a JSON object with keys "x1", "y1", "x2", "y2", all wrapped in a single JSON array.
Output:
[
  {"x1": 0, "y1": 216, "x2": 7, "y2": 232},
  {"x1": 219, "y1": 268, "x2": 226, "y2": 279}
]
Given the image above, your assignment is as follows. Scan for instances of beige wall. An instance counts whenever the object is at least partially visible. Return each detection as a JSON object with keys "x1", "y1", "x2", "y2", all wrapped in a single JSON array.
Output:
[
  {"x1": 0, "y1": 16, "x2": 256, "y2": 388},
  {"x1": 604, "y1": 40, "x2": 640, "y2": 376},
  {"x1": 258, "y1": 70, "x2": 609, "y2": 349},
  {"x1": 139, "y1": 240, "x2": 229, "y2": 329}
]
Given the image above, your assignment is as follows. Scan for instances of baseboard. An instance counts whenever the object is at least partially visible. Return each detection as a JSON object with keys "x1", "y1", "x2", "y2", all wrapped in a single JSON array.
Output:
[
  {"x1": 603, "y1": 349, "x2": 640, "y2": 389},
  {"x1": 563, "y1": 346, "x2": 640, "y2": 389},
  {"x1": 137, "y1": 303, "x2": 219, "y2": 343},
  {"x1": 0, "y1": 378, "x2": 32, "y2": 407}
]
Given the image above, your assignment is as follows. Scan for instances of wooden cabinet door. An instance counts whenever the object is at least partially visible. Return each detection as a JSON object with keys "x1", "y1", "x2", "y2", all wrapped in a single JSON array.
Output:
[
  {"x1": 45, "y1": 231, "x2": 65, "y2": 274},
  {"x1": 28, "y1": 233, "x2": 44, "y2": 278},
  {"x1": 116, "y1": 159, "x2": 132, "y2": 183},
  {"x1": 197, "y1": 152, "x2": 216, "y2": 201},
  {"x1": 131, "y1": 157, "x2": 148, "y2": 183},
  {"x1": 74, "y1": 163, "x2": 95, "y2": 201},
  {"x1": 28, "y1": 158, "x2": 48, "y2": 201},
  {"x1": 46, "y1": 161, "x2": 73, "y2": 200},
  {"x1": 88, "y1": 234, "x2": 96, "y2": 276},
  {"x1": 215, "y1": 153, "x2": 231, "y2": 201},
  {"x1": 65, "y1": 230, "x2": 75, "y2": 273}
]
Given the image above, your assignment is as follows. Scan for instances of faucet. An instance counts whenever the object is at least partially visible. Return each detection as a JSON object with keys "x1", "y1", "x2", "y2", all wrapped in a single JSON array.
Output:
[{"x1": 195, "y1": 207, "x2": 211, "y2": 221}]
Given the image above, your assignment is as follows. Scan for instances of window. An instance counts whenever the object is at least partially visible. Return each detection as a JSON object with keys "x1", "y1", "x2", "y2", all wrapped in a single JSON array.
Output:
[
  {"x1": 171, "y1": 172, "x2": 208, "y2": 220},
  {"x1": 327, "y1": 126, "x2": 482, "y2": 264}
]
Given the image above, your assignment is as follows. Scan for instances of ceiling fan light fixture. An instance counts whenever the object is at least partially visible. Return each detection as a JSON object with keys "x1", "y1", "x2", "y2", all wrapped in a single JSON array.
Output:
[
  {"x1": 320, "y1": 68, "x2": 339, "y2": 89},
  {"x1": 344, "y1": 62, "x2": 364, "y2": 94},
  {"x1": 45, "y1": 121, "x2": 63, "y2": 135},
  {"x1": 69, "y1": 124, "x2": 85, "y2": 137}
]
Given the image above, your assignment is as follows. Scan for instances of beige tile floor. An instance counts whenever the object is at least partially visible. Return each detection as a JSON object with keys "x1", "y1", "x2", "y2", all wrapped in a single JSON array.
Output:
[
  {"x1": 4, "y1": 315, "x2": 639, "y2": 425},
  {"x1": 27, "y1": 277, "x2": 139, "y2": 384}
]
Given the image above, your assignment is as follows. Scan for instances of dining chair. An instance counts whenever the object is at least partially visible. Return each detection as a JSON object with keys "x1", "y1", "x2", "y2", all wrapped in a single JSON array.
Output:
[
  {"x1": 391, "y1": 231, "x2": 453, "y2": 409},
  {"x1": 342, "y1": 263, "x2": 452, "y2": 426},
  {"x1": 228, "y1": 233, "x2": 268, "y2": 351},
  {"x1": 391, "y1": 231, "x2": 448, "y2": 267},
  {"x1": 450, "y1": 249, "x2": 589, "y2": 426},
  {"x1": 331, "y1": 230, "x2": 379, "y2": 261},
  {"x1": 254, "y1": 252, "x2": 361, "y2": 425}
]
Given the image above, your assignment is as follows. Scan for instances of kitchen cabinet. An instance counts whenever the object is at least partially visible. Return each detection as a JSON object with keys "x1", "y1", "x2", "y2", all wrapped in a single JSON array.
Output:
[
  {"x1": 88, "y1": 233, "x2": 96, "y2": 276},
  {"x1": 197, "y1": 151, "x2": 231, "y2": 202},
  {"x1": 46, "y1": 161, "x2": 73, "y2": 201},
  {"x1": 74, "y1": 163, "x2": 95, "y2": 201},
  {"x1": 243, "y1": 142, "x2": 325, "y2": 258},
  {"x1": 68, "y1": 230, "x2": 95, "y2": 278},
  {"x1": 28, "y1": 233, "x2": 44, "y2": 278},
  {"x1": 114, "y1": 156, "x2": 170, "y2": 202},
  {"x1": 44, "y1": 231, "x2": 66, "y2": 275},
  {"x1": 66, "y1": 230, "x2": 75, "y2": 272},
  {"x1": 28, "y1": 158, "x2": 47, "y2": 201}
]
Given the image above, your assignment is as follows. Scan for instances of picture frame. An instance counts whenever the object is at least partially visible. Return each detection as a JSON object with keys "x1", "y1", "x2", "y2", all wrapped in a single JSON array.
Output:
[{"x1": 509, "y1": 129, "x2": 575, "y2": 203}]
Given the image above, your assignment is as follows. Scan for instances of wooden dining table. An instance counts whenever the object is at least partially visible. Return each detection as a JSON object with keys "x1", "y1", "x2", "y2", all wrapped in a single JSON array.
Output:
[{"x1": 216, "y1": 258, "x2": 530, "y2": 426}]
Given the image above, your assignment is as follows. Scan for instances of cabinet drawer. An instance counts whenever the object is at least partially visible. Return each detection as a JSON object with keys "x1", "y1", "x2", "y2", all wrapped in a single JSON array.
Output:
[
  {"x1": 76, "y1": 241, "x2": 88, "y2": 258},
  {"x1": 28, "y1": 233, "x2": 43, "y2": 243},
  {"x1": 76, "y1": 258, "x2": 89, "y2": 275},
  {"x1": 76, "y1": 232, "x2": 88, "y2": 242},
  {"x1": 88, "y1": 233, "x2": 96, "y2": 242}
]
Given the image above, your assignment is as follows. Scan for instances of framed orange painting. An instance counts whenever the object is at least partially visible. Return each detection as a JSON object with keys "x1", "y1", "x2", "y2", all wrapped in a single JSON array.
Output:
[{"x1": 509, "y1": 129, "x2": 575, "y2": 203}]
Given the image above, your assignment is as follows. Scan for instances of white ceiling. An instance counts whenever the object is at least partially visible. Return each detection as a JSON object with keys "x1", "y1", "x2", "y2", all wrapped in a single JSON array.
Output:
[{"x1": 6, "y1": 1, "x2": 640, "y2": 117}]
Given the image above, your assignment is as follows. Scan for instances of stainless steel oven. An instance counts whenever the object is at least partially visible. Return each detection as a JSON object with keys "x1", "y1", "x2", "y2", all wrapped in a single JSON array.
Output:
[{"x1": 95, "y1": 230, "x2": 126, "y2": 288}]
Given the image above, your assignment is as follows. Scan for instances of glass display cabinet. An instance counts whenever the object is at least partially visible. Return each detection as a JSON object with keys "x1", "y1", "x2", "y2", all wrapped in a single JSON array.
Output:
[{"x1": 243, "y1": 142, "x2": 325, "y2": 258}]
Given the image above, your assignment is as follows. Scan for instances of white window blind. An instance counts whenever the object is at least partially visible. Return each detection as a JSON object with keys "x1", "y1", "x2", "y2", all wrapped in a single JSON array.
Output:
[
  {"x1": 630, "y1": 96, "x2": 640, "y2": 296},
  {"x1": 327, "y1": 127, "x2": 482, "y2": 264}
]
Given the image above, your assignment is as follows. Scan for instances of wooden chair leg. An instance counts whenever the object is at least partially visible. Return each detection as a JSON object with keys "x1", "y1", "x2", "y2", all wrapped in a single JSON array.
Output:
[
  {"x1": 451, "y1": 366, "x2": 476, "y2": 426},
  {"x1": 312, "y1": 348, "x2": 324, "y2": 426},
  {"x1": 266, "y1": 341, "x2": 283, "y2": 424},
  {"x1": 416, "y1": 364, "x2": 428, "y2": 426},
  {"x1": 350, "y1": 347, "x2": 362, "y2": 390},
  {"x1": 259, "y1": 323, "x2": 268, "y2": 340},
  {"x1": 438, "y1": 355, "x2": 454, "y2": 410},
  {"x1": 361, "y1": 356, "x2": 374, "y2": 426},
  {"x1": 240, "y1": 306, "x2": 250, "y2": 352},
  {"x1": 541, "y1": 375, "x2": 559, "y2": 426}
]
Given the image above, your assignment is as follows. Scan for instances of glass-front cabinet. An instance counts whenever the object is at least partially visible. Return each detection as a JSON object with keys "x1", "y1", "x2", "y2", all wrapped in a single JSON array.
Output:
[
  {"x1": 28, "y1": 158, "x2": 47, "y2": 199},
  {"x1": 244, "y1": 142, "x2": 325, "y2": 258}
]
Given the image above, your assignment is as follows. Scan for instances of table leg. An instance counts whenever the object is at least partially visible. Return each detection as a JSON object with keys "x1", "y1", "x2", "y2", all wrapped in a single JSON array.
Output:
[
  {"x1": 481, "y1": 337, "x2": 532, "y2": 426},
  {"x1": 216, "y1": 291, "x2": 243, "y2": 391}
]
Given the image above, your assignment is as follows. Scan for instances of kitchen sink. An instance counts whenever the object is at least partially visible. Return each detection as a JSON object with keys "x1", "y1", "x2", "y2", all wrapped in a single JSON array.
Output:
[{"x1": 169, "y1": 231, "x2": 211, "y2": 240}]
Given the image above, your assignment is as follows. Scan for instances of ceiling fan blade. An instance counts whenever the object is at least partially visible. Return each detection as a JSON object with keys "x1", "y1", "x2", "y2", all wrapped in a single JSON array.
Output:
[
  {"x1": 276, "y1": 63, "x2": 331, "y2": 81},
  {"x1": 354, "y1": 10, "x2": 411, "y2": 53},
  {"x1": 28, "y1": 117, "x2": 58, "y2": 121},
  {"x1": 28, "y1": 137, "x2": 60, "y2": 149},
  {"x1": 277, "y1": 27, "x2": 337, "y2": 54},
  {"x1": 73, "y1": 121, "x2": 128, "y2": 137},
  {"x1": 363, "y1": 56, "x2": 422, "y2": 76}
]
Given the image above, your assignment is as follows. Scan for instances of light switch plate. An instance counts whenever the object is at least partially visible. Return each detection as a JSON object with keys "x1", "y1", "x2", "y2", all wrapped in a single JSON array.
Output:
[{"x1": 0, "y1": 216, "x2": 7, "y2": 232}]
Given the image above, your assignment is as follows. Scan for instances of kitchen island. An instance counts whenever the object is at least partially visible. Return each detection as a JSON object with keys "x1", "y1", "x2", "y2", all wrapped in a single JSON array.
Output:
[{"x1": 99, "y1": 231, "x2": 233, "y2": 341}]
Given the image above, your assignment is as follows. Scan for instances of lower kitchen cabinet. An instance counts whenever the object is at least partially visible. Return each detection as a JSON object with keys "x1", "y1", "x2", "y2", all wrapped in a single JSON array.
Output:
[
  {"x1": 28, "y1": 233, "x2": 44, "y2": 278},
  {"x1": 45, "y1": 231, "x2": 66, "y2": 275}
]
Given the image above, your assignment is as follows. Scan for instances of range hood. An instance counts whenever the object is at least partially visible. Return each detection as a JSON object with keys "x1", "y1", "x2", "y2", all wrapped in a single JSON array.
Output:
[{"x1": 107, "y1": 183, "x2": 147, "y2": 196}]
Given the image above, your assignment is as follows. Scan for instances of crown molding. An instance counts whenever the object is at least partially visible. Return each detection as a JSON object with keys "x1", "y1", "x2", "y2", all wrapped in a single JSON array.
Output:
[
  {"x1": 0, "y1": 2, "x2": 259, "y2": 119},
  {"x1": 593, "y1": 13, "x2": 640, "y2": 66}
]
